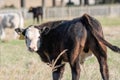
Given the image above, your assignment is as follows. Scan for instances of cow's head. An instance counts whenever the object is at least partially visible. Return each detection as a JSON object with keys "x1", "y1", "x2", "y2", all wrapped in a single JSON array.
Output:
[
  {"x1": 15, "y1": 25, "x2": 49, "y2": 52},
  {"x1": 28, "y1": 7, "x2": 33, "y2": 13}
]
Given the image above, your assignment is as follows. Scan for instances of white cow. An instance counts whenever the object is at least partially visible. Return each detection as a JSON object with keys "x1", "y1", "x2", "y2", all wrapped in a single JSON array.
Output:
[{"x1": 0, "y1": 12, "x2": 24, "y2": 41}]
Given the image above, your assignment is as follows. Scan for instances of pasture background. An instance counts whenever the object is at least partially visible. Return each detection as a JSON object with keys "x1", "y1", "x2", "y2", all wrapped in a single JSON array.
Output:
[{"x1": 0, "y1": 17, "x2": 120, "y2": 80}]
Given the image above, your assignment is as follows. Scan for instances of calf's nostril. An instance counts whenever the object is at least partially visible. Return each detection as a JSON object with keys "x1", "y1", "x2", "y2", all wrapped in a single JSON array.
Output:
[
  {"x1": 32, "y1": 47, "x2": 35, "y2": 49},
  {"x1": 29, "y1": 46, "x2": 36, "y2": 51},
  {"x1": 28, "y1": 47, "x2": 31, "y2": 50}
]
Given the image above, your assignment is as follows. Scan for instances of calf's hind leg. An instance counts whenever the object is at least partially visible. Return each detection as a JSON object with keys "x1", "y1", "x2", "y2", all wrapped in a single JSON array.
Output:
[
  {"x1": 69, "y1": 41, "x2": 83, "y2": 80},
  {"x1": 69, "y1": 57, "x2": 81, "y2": 80},
  {"x1": 90, "y1": 41, "x2": 109, "y2": 80}
]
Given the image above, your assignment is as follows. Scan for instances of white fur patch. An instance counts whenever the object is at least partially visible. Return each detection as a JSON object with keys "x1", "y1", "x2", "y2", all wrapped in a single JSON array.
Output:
[
  {"x1": 79, "y1": 50, "x2": 93, "y2": 64},
  {"x1": 25, "y1": 26, "x2": 40, "y2": 52}
]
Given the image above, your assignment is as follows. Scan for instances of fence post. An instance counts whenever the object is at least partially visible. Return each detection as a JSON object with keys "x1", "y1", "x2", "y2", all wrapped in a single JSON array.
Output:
[
  {"x1": 68, "y1": 7, "x2": 71, "y2": 19},
  {"x1": 43, "y1": 7, "x2": 46, "y2": 21}
]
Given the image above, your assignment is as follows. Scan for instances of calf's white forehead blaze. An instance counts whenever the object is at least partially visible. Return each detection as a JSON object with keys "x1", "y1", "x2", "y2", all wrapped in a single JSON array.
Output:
[
  {"x1": 25, "y1": 26, "x2": 40, "y2": 52},
  {"x1": 26, "y1": 26, "x2": 40, "y2": 39}
]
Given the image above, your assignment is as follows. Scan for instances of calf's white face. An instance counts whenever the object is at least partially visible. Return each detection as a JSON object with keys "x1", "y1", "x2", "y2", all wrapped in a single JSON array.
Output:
[{"x1": 25, "y1": 26, "x2": 40, "y2": 52}]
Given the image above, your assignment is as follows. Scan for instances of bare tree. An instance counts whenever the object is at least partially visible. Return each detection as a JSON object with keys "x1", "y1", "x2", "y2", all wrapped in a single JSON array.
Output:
[
  {"x1": 79, "y1": 0, "x2": 89, "y2": 6},
  {"x1": 52, "y1": 0, "x2": 56, "y2": 7},
  {"x1": 60, "y1": 0, "x2": 64, "y2": 6},
  {"x1": 68, "y1": 0, "x2": 72, "y2": 3},
  {"x1": 42, "y1": 0, "x2": 45, "y2": 7},
  {"x1": 21, "y1": 0, "x2": 25, "y2": 8}
]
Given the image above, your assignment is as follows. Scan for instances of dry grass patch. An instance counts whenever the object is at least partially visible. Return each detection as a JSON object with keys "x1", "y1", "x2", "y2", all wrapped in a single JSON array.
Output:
[{"x1": 0, "y1": 25, "x2": 120, "y2": 80}]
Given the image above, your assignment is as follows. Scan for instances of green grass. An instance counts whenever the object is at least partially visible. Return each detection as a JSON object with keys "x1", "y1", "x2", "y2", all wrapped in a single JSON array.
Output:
[
  {"x1": 0, "y1": 17, "x2": 120, "y2": 80},
  {"x1": 97, "y1": 17, "x2": 120, "y2": 26},
  {"x1": 1, "y1": 39, "x2": 120, "y2": 80},
  {"x1": 24, "y1": 17, "x2": 120, "y2": 27}
]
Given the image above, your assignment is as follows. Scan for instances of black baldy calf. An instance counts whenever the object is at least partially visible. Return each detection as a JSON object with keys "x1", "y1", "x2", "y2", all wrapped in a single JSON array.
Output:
[
  {"x1": 28, "y1": 6, "x2": 43, "y2": 23},
  {"x1": 15, "y1": 14, "x2": 120, "y2": 80}
]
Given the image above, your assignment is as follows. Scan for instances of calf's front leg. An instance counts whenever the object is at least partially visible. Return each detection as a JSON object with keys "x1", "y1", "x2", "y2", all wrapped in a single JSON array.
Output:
[{"x1": 52, "y1": 63, "x2": 65, "y2": 80}]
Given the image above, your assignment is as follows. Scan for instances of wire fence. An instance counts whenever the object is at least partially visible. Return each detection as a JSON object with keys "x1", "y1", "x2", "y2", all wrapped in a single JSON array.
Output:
[{"x1": 0, "y1": 5, "x2": 120, "y2": 20}]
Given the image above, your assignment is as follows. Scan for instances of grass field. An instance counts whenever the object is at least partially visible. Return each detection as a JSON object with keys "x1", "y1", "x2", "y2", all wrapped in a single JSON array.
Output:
[
  {"x1": 0, "y1": 17, "x2": 120, "y2": 80},
  {"x1": 24, "y1": 16, "x2": 120, "y2": 27}
]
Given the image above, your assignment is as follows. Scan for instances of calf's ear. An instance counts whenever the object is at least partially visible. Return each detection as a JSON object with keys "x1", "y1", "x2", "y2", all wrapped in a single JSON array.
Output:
[
  {"x1": 15, "y1": 28, "x2": 25, "y2": 40},
  {"x1": 15, "y1": 28, "x2": 25, "y2": 35},
  {"x1": 41, "y1": 27, "x2": 50, "y2": 35}
]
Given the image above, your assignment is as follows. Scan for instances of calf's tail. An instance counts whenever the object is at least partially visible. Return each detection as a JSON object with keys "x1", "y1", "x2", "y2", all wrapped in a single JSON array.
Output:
[{"x1": 82, "y1": 13, "x2": 120, "y2": 53}]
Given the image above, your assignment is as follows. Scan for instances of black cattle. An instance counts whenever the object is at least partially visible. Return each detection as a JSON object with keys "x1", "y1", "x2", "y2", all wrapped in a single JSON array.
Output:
[
  {"x1": 37, "y1": 20, "x2": 66, "y2": 29},
  {"x1": 15, "y1": 14, "x2": 120, "y2": 80},
  {"x1": 28, "y1": 6, "x2": 43, "y2": 23}
]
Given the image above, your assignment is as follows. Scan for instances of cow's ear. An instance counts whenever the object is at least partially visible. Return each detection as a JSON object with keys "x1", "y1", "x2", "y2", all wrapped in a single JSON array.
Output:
[
  {"x1": 41, "y1": 27, "x2": 50, "y2": 35},
  {"x1": 15, "y1": 28, "x2": 25, "y2": 35},
  {"x1": 15, "y1": 28, "x2": 25, "y2": 40}
]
